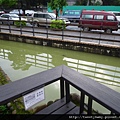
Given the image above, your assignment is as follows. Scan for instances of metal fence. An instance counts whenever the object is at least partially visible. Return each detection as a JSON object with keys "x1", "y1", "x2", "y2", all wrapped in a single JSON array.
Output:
[{"x1": 0, "y1": 19, "x2": 120, "y2": 47}]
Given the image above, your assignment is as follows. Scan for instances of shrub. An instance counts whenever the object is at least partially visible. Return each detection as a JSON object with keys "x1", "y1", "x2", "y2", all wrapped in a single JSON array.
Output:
[
  {"x1": 0, "y1": 105, "x2": 9, "y2": 114},
  {"x1": 14, "y1": 21, "x2": 26, "y2": 27},
  {"x1": 50, "y1": 20, "x2": 65, "y2": 30}
]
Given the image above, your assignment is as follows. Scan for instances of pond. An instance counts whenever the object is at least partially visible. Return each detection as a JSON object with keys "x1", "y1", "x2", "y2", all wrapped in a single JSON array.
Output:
[{"x1": 0, "y1": 39, "x2": 120, "y2": 113}]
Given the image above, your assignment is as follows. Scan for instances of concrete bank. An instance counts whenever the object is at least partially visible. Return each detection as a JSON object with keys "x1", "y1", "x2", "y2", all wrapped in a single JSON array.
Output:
[{"x1": 0, "y1": 32, "x2": 120, "y2": 57}]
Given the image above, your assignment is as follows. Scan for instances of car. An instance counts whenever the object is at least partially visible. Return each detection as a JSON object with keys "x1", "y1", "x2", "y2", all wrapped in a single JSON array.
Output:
[
  {"x1": 0, "y1": 13, "x2": 27, "y2": 25},
  {"x1": 25, "y1": 10, "x2": 35, "y2": 16},
  {"x1": 9, "y1": 9, "x2": 35, "y2": 16},
  {"x1": 107, "y1": 11, "x2": 120, "y2": 25},
  {"x1": 9, "y1": 9, "x2": 24, "y2": 16},
  {"x1": 0, "y1": 10, "x2": 5, "y2": 15},
  {"x1": 60, "y1": 10, "x2": 81, "y2": 22},
  {"x1": 79, "y1": 10, "x2": 119, "y2": 33},
  {"x1": 28, "y1": 12, "x2": 70, "y2": 27}
]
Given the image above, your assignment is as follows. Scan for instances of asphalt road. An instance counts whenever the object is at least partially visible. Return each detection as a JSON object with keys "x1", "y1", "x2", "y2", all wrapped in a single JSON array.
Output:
[
  {"x1": 66, "y1": 25, "x2": 120, "y2": 34},
  {"x1": 0, "y1": 24, "x2": 120, "y2": 47}
]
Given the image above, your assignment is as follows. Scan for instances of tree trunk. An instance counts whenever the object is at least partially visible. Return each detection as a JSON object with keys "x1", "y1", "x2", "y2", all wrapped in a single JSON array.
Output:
[{"x1": 56, "y1": 9, "x2": 58, "y2": 20}]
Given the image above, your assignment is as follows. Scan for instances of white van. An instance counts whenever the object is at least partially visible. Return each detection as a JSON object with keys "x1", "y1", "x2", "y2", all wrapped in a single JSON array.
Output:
[{"x1": 28, "y1": 12, "x2": 70, "y2": 27}]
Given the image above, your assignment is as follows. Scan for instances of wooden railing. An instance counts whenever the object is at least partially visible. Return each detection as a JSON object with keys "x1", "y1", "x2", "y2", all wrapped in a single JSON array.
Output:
[{"x1": 0, "y1": 65, "x2": 120, "y2": 117}]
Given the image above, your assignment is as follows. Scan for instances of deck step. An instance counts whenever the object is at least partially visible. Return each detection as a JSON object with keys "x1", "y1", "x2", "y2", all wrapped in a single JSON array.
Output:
[
  {"x1": 36, "y1": 97, "x2": 66, "y2": 114},
  {"x1": 43, "y1": 102, "x2": 76, "y2": 120},
  {"x1": 35, "y1": 97, "x2": 77, "y2": 120},
  {"x1": 67, "y1": 106, "x2": 80, "y2": 114}
]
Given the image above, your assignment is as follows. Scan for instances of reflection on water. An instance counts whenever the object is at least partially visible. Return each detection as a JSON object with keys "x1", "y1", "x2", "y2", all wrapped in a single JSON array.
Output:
[
  {"x1": 0, "y1": 40, "x2": 120, "y2": 113},
  {"x1": 0, "y1": 40, "x2": 120, "y2": 88},
  {"x1": 64, "y1": 57, "x2": 120, "y2": 87}
]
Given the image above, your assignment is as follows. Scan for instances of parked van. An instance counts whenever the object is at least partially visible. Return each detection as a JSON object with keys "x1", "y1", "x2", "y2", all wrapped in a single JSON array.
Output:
[
  {"x1": 107, "y1": 11, "x2": 120, "y2": 25},
  {"x1": 79, "y1": 10, "x2": 119, "y2": 33},
  {"x1": 61, "y1": 10, "x2": 81, "y2": 22}
]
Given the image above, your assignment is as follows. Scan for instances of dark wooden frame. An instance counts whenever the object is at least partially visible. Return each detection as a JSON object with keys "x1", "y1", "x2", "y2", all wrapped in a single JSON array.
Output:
[{"x1": 0, "y1": 65, "x2": 120, "y2": 115}]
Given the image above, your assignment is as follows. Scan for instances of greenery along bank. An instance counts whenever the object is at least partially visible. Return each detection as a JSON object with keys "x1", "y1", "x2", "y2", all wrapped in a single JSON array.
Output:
[
  {"x1": 0, "y1": 67, "x2": 47, "y2": 115},
  {"x1": 0, "y1": 67, "x2": 33, "y2": 114},
  {"x1": 0, "y1": 67, "x2": 10, "y2": 85}
]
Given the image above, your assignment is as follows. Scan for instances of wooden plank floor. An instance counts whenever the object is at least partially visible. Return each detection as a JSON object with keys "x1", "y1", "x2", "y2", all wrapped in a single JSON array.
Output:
[{"x1": 27, "y1": 97, "x2": 79, "y2": 120}]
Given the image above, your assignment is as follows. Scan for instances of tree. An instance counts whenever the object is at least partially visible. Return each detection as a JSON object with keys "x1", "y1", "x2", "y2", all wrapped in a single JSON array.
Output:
[
  {"x1": 0, "y1": 0, "x2": 50, "y2": 10},
  {"x1": 74, "y1": 0, "x2": 120, "y2": 6},
  {"x1": 102, "y1": 0, "x2": 120, "y2": 6},
  {"x1": 48, "y1": 0, "x2": 67, "y2": 20},
  {"x1": 74, "y1": 0, "x2": 85, "y2": 5},
  {"x1": 0, "y1": 0, "x2": 17, "y2": 8}
]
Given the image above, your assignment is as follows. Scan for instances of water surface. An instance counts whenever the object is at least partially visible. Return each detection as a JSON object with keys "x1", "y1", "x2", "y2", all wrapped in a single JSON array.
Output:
[{"x1": 0, "y1": 40, "x2": 120, "y2": 113}]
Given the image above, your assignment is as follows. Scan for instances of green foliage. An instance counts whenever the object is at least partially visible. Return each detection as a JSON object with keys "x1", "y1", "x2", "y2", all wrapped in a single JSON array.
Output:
[
  {"x1": 0, "y1": 69, "x2": 33, "y2": 114},
  {"x1": 50, "y1": 20, "x2": 65, "y2": 30},
  {"x1": 94, "y1": 1, "x2": 101, "y2": 6},
  {"x1": 74, "y1": 0, "x2": 120, "y2": 6},
  {"x1": 14, "y1": 21, "x2": 26, "y2": 27},
  {"x1": 48, "y1": 0, "x2": 67, "y2": 10},
  {"x1": 0, "y1": 105, "x2": 9, "y2": 114},
  {"x1": 0, "y1": 0, "x2": 17, "y2": 6},
  {"x1": 0, "y1": 72, "x2": 8, "y2": 85},
  {"x1": 48, "y1": 0, "x2": 67, "y2": 19},
  {"x1": 0, "y1": 105, "x2": 7, "y2": 111}
]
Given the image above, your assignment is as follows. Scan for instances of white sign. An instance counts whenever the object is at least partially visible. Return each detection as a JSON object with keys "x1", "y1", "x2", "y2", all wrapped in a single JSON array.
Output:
[{"x1": 23, "y1": 88, "x2": 45, "y2": 110}]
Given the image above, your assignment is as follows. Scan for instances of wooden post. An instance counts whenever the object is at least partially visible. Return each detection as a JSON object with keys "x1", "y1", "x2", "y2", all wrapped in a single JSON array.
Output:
[
  {"x1": 80, "y1": 91, "x2": 85, "y2": 114},
  {"x1": 65, "y1": 81, "x2": 70, "y2": 103},
  {"x1": 88, "y1": 96, "x2": 92, "y2": 114},
  {"x1": 60, "y1": 78, "x2": 64, "y2": 99}
]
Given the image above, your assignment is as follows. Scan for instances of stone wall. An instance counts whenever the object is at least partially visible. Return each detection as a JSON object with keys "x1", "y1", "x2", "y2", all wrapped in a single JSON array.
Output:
[{"x1": 0, "y1": 32, "x2": 120, "y2": 57}]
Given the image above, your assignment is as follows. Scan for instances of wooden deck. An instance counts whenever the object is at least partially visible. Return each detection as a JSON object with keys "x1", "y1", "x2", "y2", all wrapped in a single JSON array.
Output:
[
  {"x1": 0, "y1": 65, "x2": 120, "y2": 118},
  {"x1": 36, "y1": 97, "x2": 79, "y2": 120}
]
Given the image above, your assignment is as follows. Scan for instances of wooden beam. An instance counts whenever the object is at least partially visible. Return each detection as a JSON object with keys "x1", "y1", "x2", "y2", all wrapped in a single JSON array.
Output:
[{"x1": 0, "y1": 65, "x2": 63, "y2": 105}]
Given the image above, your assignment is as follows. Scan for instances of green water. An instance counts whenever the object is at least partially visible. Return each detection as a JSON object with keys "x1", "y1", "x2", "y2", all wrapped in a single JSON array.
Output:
[{"x1": 0, "y1": 40, "x2": 120, "y2": 113}]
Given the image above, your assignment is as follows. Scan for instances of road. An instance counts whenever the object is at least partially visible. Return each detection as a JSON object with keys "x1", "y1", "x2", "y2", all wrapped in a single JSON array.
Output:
[
  {"x1": 0, "y1": 24, "x2": 120, "y2": 47},
  {"x1": 66, "y1": 25, "x2": 120, "y2": 34}
]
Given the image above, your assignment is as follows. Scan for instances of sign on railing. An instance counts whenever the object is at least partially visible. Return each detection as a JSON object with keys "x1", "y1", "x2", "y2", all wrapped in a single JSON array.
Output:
[{"x1": 23, "y1": 88, "x2": 45, "y2": 110}]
